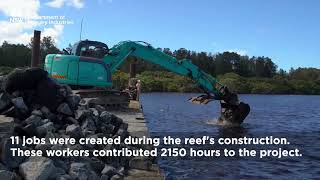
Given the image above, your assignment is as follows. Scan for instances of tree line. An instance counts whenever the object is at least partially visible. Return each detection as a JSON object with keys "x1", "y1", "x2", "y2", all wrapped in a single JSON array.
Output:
[
  {"x1": 0, "y1": 38, "x2": 319, "y2": 94},
  {"x1": 120, "y1": 48, "x2": 279, "y2": 78},
  {"x1": 0, "y1": 36, "x2": 60, "y2": 69}
]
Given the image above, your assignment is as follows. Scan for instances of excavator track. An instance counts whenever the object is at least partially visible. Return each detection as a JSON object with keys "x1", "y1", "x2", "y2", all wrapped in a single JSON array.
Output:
[{"x1": 73, "y1": 89, "x2": 130, "y2": 109}]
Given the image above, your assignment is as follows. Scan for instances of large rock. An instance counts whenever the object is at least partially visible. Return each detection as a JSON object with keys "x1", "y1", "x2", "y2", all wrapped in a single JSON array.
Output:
[
  {"x1": 129, "y1": 157, "x2": 152, "y2": 170},
  {"x1": 0, "y1": 92, "x2": 11, "y2": 112},
  {"x1": 56, "y1": 174, "x2": 72, "y2": 180},
  {"x1": 101, "y1": 164, "x2": 116, "y2": 177},
  {"x1": 40, "y1": 106, "x2": 56, "y2": 120},
  {"x1": 0, "y1": 170, "x2": 21, "y2": 180},
  {"x1": 36, "y1": 122, "x2": 55, "y2": 137},
  {"x1": 23, "y1": 115, "x2": 42, "y2": 127},
  {"x1": 0, "y1": 138, "x2": 26, "y2": 169},
  {"x1": 57, "y1": 103, "x2": 73, "y2": 116},
  {"x1": 69, "y1": 163, "x2": 99, "y2": 180},
  {"x1": 74, "y1": 109, "x2": 91, "y2": 121},
  {"x1": 31, "y1": 110, "x2": 43, "y2": 117},
  {"x1": 81, "y1": 117, "x2": 97, "y2": 133},
  {"x1": 65, "y1": 116, "x2": 79, "y2": 125},
  {"x1": 59, "y1": 85, "x2": 73, "y2": 98},
  {"x1": 66, "y1": 124, "x2": 83, "y2": 138},
  {"x1": 19, "y1": 157, "x2": 57, "y2": 180},
  {"x1": 11, "y1": 97, "x2": 29, "y2": 114},
  {"x1": 88, "y1": 157, "x2": 104, "y2": 173},
  {"x1": 66, "y1": 95, "x2": 81, "y2": 110},
  {"x1": 35, "y1": 78, "x2": 62, "y2": 111},
  {"x1": 99, "y1": 111, "x2": 113, "y2": 124},
  {"x1": 110, "y1": 174, "x2": 123, "y2": 180},
  {"x1": 0, "y1": 115, "x2": 14, "y2": 138},
  {"x1": 89, "y1": 108, "x2": 99, "y2": 117},
  {"x1": 2, "y1": 68, "x2": 47, "y2": 94},
  {"x1": 100, "y1": 124, "x2": 115, "y2": 134}
]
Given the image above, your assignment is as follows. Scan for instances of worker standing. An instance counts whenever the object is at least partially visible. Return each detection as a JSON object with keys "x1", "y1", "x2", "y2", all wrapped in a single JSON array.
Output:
[{"x1": 136, "y1": 79, "x2": 141, "y2": 100}]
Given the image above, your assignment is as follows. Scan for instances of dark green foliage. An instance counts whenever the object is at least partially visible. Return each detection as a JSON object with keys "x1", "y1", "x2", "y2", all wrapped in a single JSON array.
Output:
[
  {"x1": 29, "y1": 36, "x2": 61, "y2": 64},
  {"x1": 0, "y1": 38, "x2": 319, "y2": 94},
  {"x1": 0, "y1": 41, "x2": 31, "y2": 67},
  {"x1": 110, "y1": 70, "x2": 320, "y2": 94},
  {"x1": 136, "y1": 71, "x2": 198, "y2": 92},
  {"x1": 112, "y1": 70, "x2": 129, "y2": 90},
  {"x1": 0, "y1": 36, "x2": 60, "y2": 70}
]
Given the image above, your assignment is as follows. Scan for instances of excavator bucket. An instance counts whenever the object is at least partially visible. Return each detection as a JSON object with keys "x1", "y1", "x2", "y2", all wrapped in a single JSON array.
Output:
[
  {"x1": 218, "y1": 101, "x2": 250, "y2": 125},
  {"x1": 189, "y1": 93, "x2": 250, "y2": 125}
]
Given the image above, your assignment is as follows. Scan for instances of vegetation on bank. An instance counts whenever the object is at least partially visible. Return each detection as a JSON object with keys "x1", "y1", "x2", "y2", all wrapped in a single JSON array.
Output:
[
  {"x1": 2, "y1": 67, "x2": 319, "y2": 94},
  {"x1": 113, "y1": 70, "x2": 320, "y2": 95},
  {"x1": 0, "y1": 37, "x2": 319, "y2": 94}
]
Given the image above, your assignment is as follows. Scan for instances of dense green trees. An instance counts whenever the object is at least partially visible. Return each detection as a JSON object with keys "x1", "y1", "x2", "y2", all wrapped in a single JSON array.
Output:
[
  {"x1": 0, "y1": 36, "x2": 60, "y2": 68},
  {"x1": 120, "y1": 47, "x2": 278, "y2": 79},
  {"x1": 0, "y1": 42, "x2": 31, "y2": 67},
  {"x1": 0, "y1": 38, "x2": 319, "y2": 94}
]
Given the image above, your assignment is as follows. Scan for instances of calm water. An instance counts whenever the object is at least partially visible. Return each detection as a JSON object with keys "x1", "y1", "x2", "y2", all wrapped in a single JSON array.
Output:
[{"x1": 140, "y1": 93, "x2": 320, "y2": 180}]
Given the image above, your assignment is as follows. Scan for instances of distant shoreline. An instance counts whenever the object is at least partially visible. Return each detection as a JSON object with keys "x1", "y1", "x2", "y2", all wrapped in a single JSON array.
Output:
[{"x1": 2, "y1": 67, "x2": 320, "y2": 96}]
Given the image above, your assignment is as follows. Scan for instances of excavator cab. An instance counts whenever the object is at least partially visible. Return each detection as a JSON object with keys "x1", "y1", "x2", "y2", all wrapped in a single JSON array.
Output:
[
  {"x1": 71, "y1": 40, "x2": 109, "y2": 57},
  {"x1": 45, "y1": 40, "x2": 113, "y2": 88}
]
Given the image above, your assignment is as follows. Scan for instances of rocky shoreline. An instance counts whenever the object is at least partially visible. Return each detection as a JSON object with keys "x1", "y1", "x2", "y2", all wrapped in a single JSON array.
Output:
[{"x1": 0, "y1": 68, "x2": 156, "y2": 180}]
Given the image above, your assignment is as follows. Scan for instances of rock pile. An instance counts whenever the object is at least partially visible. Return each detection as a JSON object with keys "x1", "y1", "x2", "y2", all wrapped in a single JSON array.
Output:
[{"x1": 0, "y1": 68, "x2": 149, "y2": 180}]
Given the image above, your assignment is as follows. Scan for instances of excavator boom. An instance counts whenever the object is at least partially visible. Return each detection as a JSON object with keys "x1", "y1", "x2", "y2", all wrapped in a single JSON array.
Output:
[{"x1": 103, "y1": 41, "x2": 250, "y2": 124}]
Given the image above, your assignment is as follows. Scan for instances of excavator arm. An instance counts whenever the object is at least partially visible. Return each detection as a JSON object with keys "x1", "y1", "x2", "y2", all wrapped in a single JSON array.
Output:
[{"x1": 103, "y1": 41, "x2": 250, "y2": 124}]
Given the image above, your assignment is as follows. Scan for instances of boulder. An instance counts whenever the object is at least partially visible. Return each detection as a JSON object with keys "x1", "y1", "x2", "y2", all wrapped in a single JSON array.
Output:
[
  {"x1": 74, "y1": 109, "x2": 91, "y2": 121},
  {"x1": 88, "y1": 157, "x2": 105, "y2": 174},
  {"x1": 99, "y1": 111, "x2": 113, "y2": 124},
  {"x1": 57, "y1": 103, "x2": 73, "y2": 116},
  {"x1": 110, "y1": 117, "x2": 123, "y2": 130},
  {"x1": 23, "y1": 115, "x2": 42, "y2": 127},
  {"x1": 116, "y1": 128, "x2": 128, "y2": 139},
  {"x1": 94, "y1": 105, "x2": 106, "y2": 114},
  {"x1": 40, "y1": 106, "x2": 51, "y2": 118},
  {"x1": 19, "y1": 157, "x2": 57, "y2": 180},
  {"x1": 2, "y1": 68, "x2": 47, "y2": 94},
  {"x1": 110, "y1": 174, "x2": 123, "y2": 180},
  {"x1": 65, "y1": 124, "x2": 83, "y2": 138},
  {"x1": 117, "y1": 166, "x2": 125, "y2": 176},
  {"x1": 0, "y1": 162, "x2": 7, "y2": 170},
  {"x1": 56, "y1": 174, "x2": 72, "y2": 180},
  {"x1": 59, "y1": 85, "x2": 73, "y2": 97},
  {"x1": 100, "y1": 174, "x2": 109, "y2": 180},
  {"x1": 66, "y1": 95, "x2": 81, "y2": 110},
  {"x1": 34, "y1": 143, "x2": 53, "y2": 152},
  {"x1": 101, "y1": 164, "x2": 116, "y2": 177},
  {"x1": 0, "y1": 115, "x2": 14, "y2": 138},
  {"x1": 0, "y1": 170, "x2": 21, "y2": 180},
  {"x1": 89, "y1": 108, "x2": 99, "y2": 117},
  {"x1": 36, "y1": 122, "x2": 55, "y2": 137},
  {"x1": 35, "y1": 78, "x2": 61, "y2": 111},
  {"x1": 69, "y1": 163, "x2": 99, "y2": 180},
  {"x1": 0, "y1": 138, "x2": 26, "y2": 169},
  {"x1": 81, "y1": 117, "x2": 97, "y2": 133},
  {"x1": 66, "y1": 116, "x2": 79, "y2": 125},
  {"x1": 11, "y1": 97, "x2": 29, "y2": 114},
  {"x1": 53, "y1": 159, "x2": 70, "y2": 172},
  {"x1": 31, "y1": 110, "x2": 43, "y2": 117},
  {"x1": 0, "y1": 92, "x2": 11, "y2": 112},
  {"x1": 129, "y1": 157, "x2": 152, "y2": 170}
]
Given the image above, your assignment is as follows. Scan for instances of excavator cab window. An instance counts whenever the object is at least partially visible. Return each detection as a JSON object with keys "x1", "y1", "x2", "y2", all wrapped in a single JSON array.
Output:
[{"x1": 73, "y1": 40, "x2": 109, "y2": 59}]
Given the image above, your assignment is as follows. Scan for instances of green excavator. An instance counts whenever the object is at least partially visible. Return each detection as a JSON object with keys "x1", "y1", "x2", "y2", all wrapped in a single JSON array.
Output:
[{"x1": 44, "y1": 40, "x2": 250, "y2": 125}]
